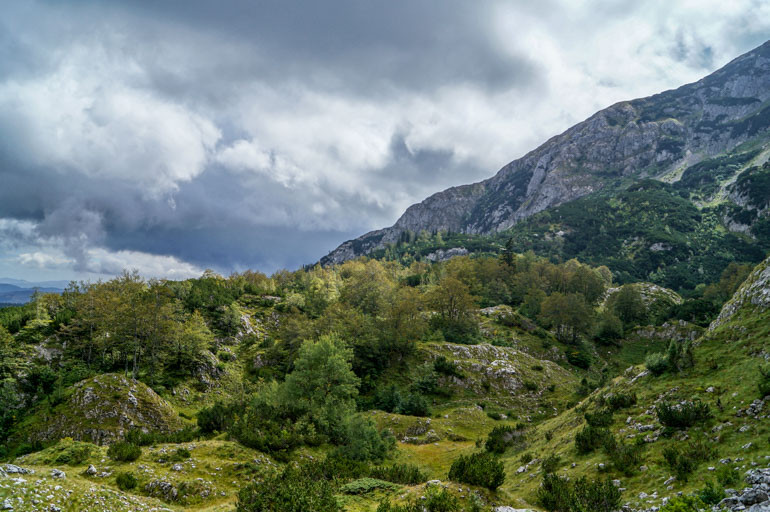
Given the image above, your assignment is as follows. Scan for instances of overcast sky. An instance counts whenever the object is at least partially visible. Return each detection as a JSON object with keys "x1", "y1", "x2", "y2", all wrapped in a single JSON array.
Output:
[{"x1": 0, "y1": 0, "x2": 768, "y2": 281}]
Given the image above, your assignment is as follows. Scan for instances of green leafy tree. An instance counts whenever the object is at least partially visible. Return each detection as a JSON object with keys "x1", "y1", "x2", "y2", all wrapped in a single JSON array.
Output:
[
  {"x1": 539, "y1": 293, "x2": 594, "y2": 343},
  {"x1": 280, "y1": 334, "x2": 360, "y2": 440},
  {"x1": 610, "y1": 285, "x2": 646, "y2": 327}
]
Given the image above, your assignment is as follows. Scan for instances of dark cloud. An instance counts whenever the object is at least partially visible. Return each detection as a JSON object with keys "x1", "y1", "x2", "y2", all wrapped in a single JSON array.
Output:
[{"x1": 0, "y1": 0, "x2": 768, "y2": 279}]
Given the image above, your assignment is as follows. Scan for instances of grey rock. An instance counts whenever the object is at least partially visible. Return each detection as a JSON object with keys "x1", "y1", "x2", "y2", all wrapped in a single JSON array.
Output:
[{"x1": 50, "y1": 468, "x2": 66, "y2": 479}]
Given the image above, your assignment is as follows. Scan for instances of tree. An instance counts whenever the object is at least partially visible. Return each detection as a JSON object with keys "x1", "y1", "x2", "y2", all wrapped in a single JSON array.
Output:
[
  {"x1": 170, "y1": 311, "x2": 213, "y2": 373},
  {"x1": 280, "y1": 334, "x2": 360, "y2": 440},
  {"x1": 428, "y1": 276, "x2": 478, "y2": 342},
  {"x1": 539, "y1": 293, "x2": 594, "y2": 343},
  {"x1": 610, "y1": 285, "x2": 646, "y2": 327}
]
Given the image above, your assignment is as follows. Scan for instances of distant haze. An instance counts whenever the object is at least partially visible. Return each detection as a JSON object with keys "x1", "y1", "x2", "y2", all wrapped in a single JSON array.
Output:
[{"x1": 1, "y1": 0, "x2": 769, "y2": 281}]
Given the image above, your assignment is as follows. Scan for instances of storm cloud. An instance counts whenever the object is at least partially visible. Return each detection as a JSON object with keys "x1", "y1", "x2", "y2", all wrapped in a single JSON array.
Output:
[{"x1": 0, "y1": 0, "x2": 769, "y2": 280}]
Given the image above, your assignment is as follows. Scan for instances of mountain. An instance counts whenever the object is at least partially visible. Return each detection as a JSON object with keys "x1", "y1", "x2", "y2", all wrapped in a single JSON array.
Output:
[
  {"x1": 323, "y1": 40, "x2": 770, "y2": 265},
  {"x1": 0, "y1": 279, "x2": 66, "y2": 304}
]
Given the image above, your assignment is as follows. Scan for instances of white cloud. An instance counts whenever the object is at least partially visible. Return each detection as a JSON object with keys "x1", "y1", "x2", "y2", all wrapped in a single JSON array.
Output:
[
  {"x1": 0, "y1": 44, "x2": 221, "y2": 199},
  {"x1": 17, "y1": 251, "x2": 73, "y2": 269}
]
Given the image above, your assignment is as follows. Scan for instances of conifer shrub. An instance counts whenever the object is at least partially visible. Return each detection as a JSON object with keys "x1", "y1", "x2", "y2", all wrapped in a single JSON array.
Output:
[
  {"x1": 537, "y1": 473, "x2": 621, "y2": 512},
  {"x1": 541, "y1": 454, "x2": 561, "y2": 473},
  {"x1": 697, "y1": 480, "x2": 726, "y2": 505},
  {"x1": 237, "y1": 462, "x2": 340, "y2": 512},
  {"x1": 715, "y1": 465, "x2": 739, "y2": 487},
  {"x1": 433, "y1": 356, "x2": 464, "y2": 378},
  {"x1": 485, "y1": 424, "x2": 525, "y2": 454},
  {"x1": 575, "y1": 425, "x2": 609, "y2": 454},
  {"x1": 116, "y1": 471, "x2": 138, "y2": 491},
  {"x1": 448, "y1": 451, "x2": 505, "y2": 490},
  {"x1": 107, "y1": 441, "x2": 141, "y2": 462},
  {"x1": 584, "y1": 408, "x2": 613, "y2": 427},
  {"x1": 656, "y1": 400, "x2": 712, "y2": 429},
  {"x1": 369, "y1": 463, "x2": 427, "y2": 485}
]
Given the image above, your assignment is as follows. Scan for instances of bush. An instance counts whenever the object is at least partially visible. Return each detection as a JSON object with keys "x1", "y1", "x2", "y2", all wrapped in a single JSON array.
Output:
[
  {"x1": 169, "y1": 447, "x2": 191, "y2": 462},
  {"x1": 198, "y1": 401, "x2": 235, "y2": 433},
  {"x1": 107, "y1": 442, "x2": 141, "y2": 462},
  {"x1": 645, "y1": 352, "x2": 669, "y2": 376},
  {"x1": 566, "y1": 344, "x2": 592, "y2": 369},
  {"x1": 433, "y1": 356, "x2": 464, "y2": 379},
  {"x1": 759, "y1": 365, "x2": 770, "y2": 398},
  {"x1": 602, "y1": 392, "x2": 637, "y2": 411},
  {"x1": 524, "y1": 380, "x2": 538, "y2": 391},
  {"x1": 398, "y1": 393, "x2": 431, "y2": 417},
  {"x1": 52, "y1": 440, "x2": 92, "y2": 465},
  {"x1": 485, "y1": 425, "x2": 525, "y2": 454},
  {"x1": 656, "y1": 401, "x2": 712, "y2": 429},
  {"x1": 116, "y1": 471, "x2": 138, "y2": 491},
  {"x1": 448, "y1": 451, "x2": 505, "y2": 491},
  {"x1": 237, "y1": 462, "x2": 340, "y2": 512},
  {"x1": 604, "y1": 436, "x2": 643, "y2": 476},
  {"x1": 584, "y1": 409, "x2": 613, "y2": 428},
  {"x1": 575, "y1": 425, "x2": 609, "y2": 455},
  {"x1": 340, "y1": 478, "x2": 398, "y2": 495},
  {"x1": 336, "y1": 416, "x2": 394, "y2": 463},
  {"x1": 541, "y1": 454, "x2": 561, "y2": 473},
  {"x1": 660, "y1": 495, "x2": 706, "y2": 512},
  {"x1": 663, "y1": 439, "x2": 716, "y2": 481},
  {"x1": 376, "y1": 486, "x2": 462, "y2": 512},
  {"x1": 538, "y1": 473, "x2": 621, "y2": 512},
  {"x1": 369, "y1": 463, "x2": 427, "y2": 485},
  {"x1": 715, "y1": 465, "x2": 739, "y2": 487},
  {"x1": 697, "y1": 480, "x2": 726, "y2": 505}
]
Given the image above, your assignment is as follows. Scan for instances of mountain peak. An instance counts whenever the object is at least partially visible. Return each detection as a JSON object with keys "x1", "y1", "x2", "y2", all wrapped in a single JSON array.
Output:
[{"x1": 322, "y1": 40, "x2": 770, "y2": 265}]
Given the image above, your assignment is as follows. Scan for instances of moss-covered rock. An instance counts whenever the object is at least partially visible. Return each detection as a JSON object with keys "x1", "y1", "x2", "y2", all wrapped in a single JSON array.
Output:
[{"x1": 20, "y1": 373, "x2": 183, "y2": 445}]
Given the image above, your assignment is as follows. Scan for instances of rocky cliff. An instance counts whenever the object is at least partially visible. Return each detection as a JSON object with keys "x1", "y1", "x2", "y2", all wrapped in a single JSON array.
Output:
[{"x1": 322, "y1": 40, "x2": 770, "y2": 265}]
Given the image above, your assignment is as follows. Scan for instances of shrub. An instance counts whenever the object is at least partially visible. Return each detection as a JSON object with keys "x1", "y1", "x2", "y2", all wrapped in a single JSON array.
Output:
[
  {"x1": 237, "y1": 462, "x2": 340, "y2": 512},
  {"x1": 335, "y1": 416, "x2": 394, "y2": 463},
  {"x1": 645, "y1": 352, "x2": 669, "y2": 376},
  {"x1": 485, "y1": 425, "x2": 525, "y2": 454},
  {"x1": 370, "y1": 463, "x2": 427, "y2": 485},
  {"x1": 584, "y1": 409, "x2": 613, "y2": 428},
  {"x1": 715, "y1": 465, "x2": 739, "y2": 487},
  {"x1": 575, "y1": 425, "x2": 609, "y2": 455},
  {"x1": 541, "y1": 454, "x2": 561, "y2": 473},
  {"x1": 169, "y1": 447, "x2": 191, "y2": 462},
  {"x1": 524, "y1": 380, "x2": 538, "y2": 391},
  {"x1": 604, "y1": 435, "x2": 643, "y2": 476},
  {"x1": 198, "y1": 401, "x2": 235, "y2": 433},
  {"x1": 116, "y1": 471, "x2": 138, "y2": 491},
  {"x1": 566, "y1": 345, "x2": 592, "y2": 369},
  {"x1": 533, "y1": 364, "x2": 544, "y2": 371},
  {"x1": 53, "y1": 440, "x2": 92, "y2": 465},
  {"x1": 663, "y1": 439, "x2": 715, "y2": 481},
  {"x1": 759, "y1": 365, "x2": 770, "y2": 398},
  {"x1": 538, "y1": 473, "x2": 621, "y2": 512},
  {"x1": 376, "y1": 486, "x2": 461, "y2": 512},
  {"x1": 660, "y1": 496, "x2": 706, "y2": 512},
  {"x1": 697, "y1": 480, "x2": 726, "y2": 505},
  {"x1": 433, "y1": 356, "x2": 464, "y2": 379},
  {"x1": 656, "y1": 401, "x2": 712, "y2": 429},
  {"x1": 398, "y1": 393, "x2": 431, "y2": 417},
  {"x1": 340, "y1": 478, "x2": 398, "y2": 495},
  {"x1": 107, "y1": 442, "x2": 141, "y2": 462},
  {"x1": 448, "y1": 451, "x2": 505, "y2": 491},
  {"x1": 602, "y1": 392, "x2": 637, "y2": 411}
]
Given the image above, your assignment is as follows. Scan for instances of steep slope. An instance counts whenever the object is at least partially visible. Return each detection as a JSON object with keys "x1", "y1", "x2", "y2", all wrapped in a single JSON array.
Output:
[
  {"x1": 496, "y1": 254, "x2": 770, "y2": 511},
  {"x1": 323, "y1": 40, "x2": 770, "y2": 265}
]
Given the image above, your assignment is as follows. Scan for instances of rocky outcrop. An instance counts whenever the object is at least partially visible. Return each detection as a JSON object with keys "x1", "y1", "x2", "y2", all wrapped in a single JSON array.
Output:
[
  {"x1": 22, "y1": 373, "x2": 183, "y2": 445},
  {"x1": 323, "y1": 40, "x2": 770, "y2": 264},
  {"x1": 711, "y1": 256, "x2": 770, "y2": 330}
]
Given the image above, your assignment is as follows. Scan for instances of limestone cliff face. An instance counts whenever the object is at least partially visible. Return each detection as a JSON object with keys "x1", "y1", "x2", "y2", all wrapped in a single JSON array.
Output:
[{"x1": 322, "y1": 40, "x2": 770, "y2": 265}]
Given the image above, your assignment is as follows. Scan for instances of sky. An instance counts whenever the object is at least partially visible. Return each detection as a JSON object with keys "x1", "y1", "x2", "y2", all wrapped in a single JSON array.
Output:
[{"x1": 0, "y1": 0, "x2": 769, "y2": 282}]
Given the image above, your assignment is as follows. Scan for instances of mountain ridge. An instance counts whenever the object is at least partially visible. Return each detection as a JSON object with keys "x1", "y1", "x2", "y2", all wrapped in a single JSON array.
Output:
[{"x1": 322, "y1": 39, "x2": 770, "y2": 265}]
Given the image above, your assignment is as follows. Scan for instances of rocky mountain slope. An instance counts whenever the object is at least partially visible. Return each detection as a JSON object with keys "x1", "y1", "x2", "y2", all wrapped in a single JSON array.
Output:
[{"x1": 323, "y1": 40, "x2": 770, "y2": 265}]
